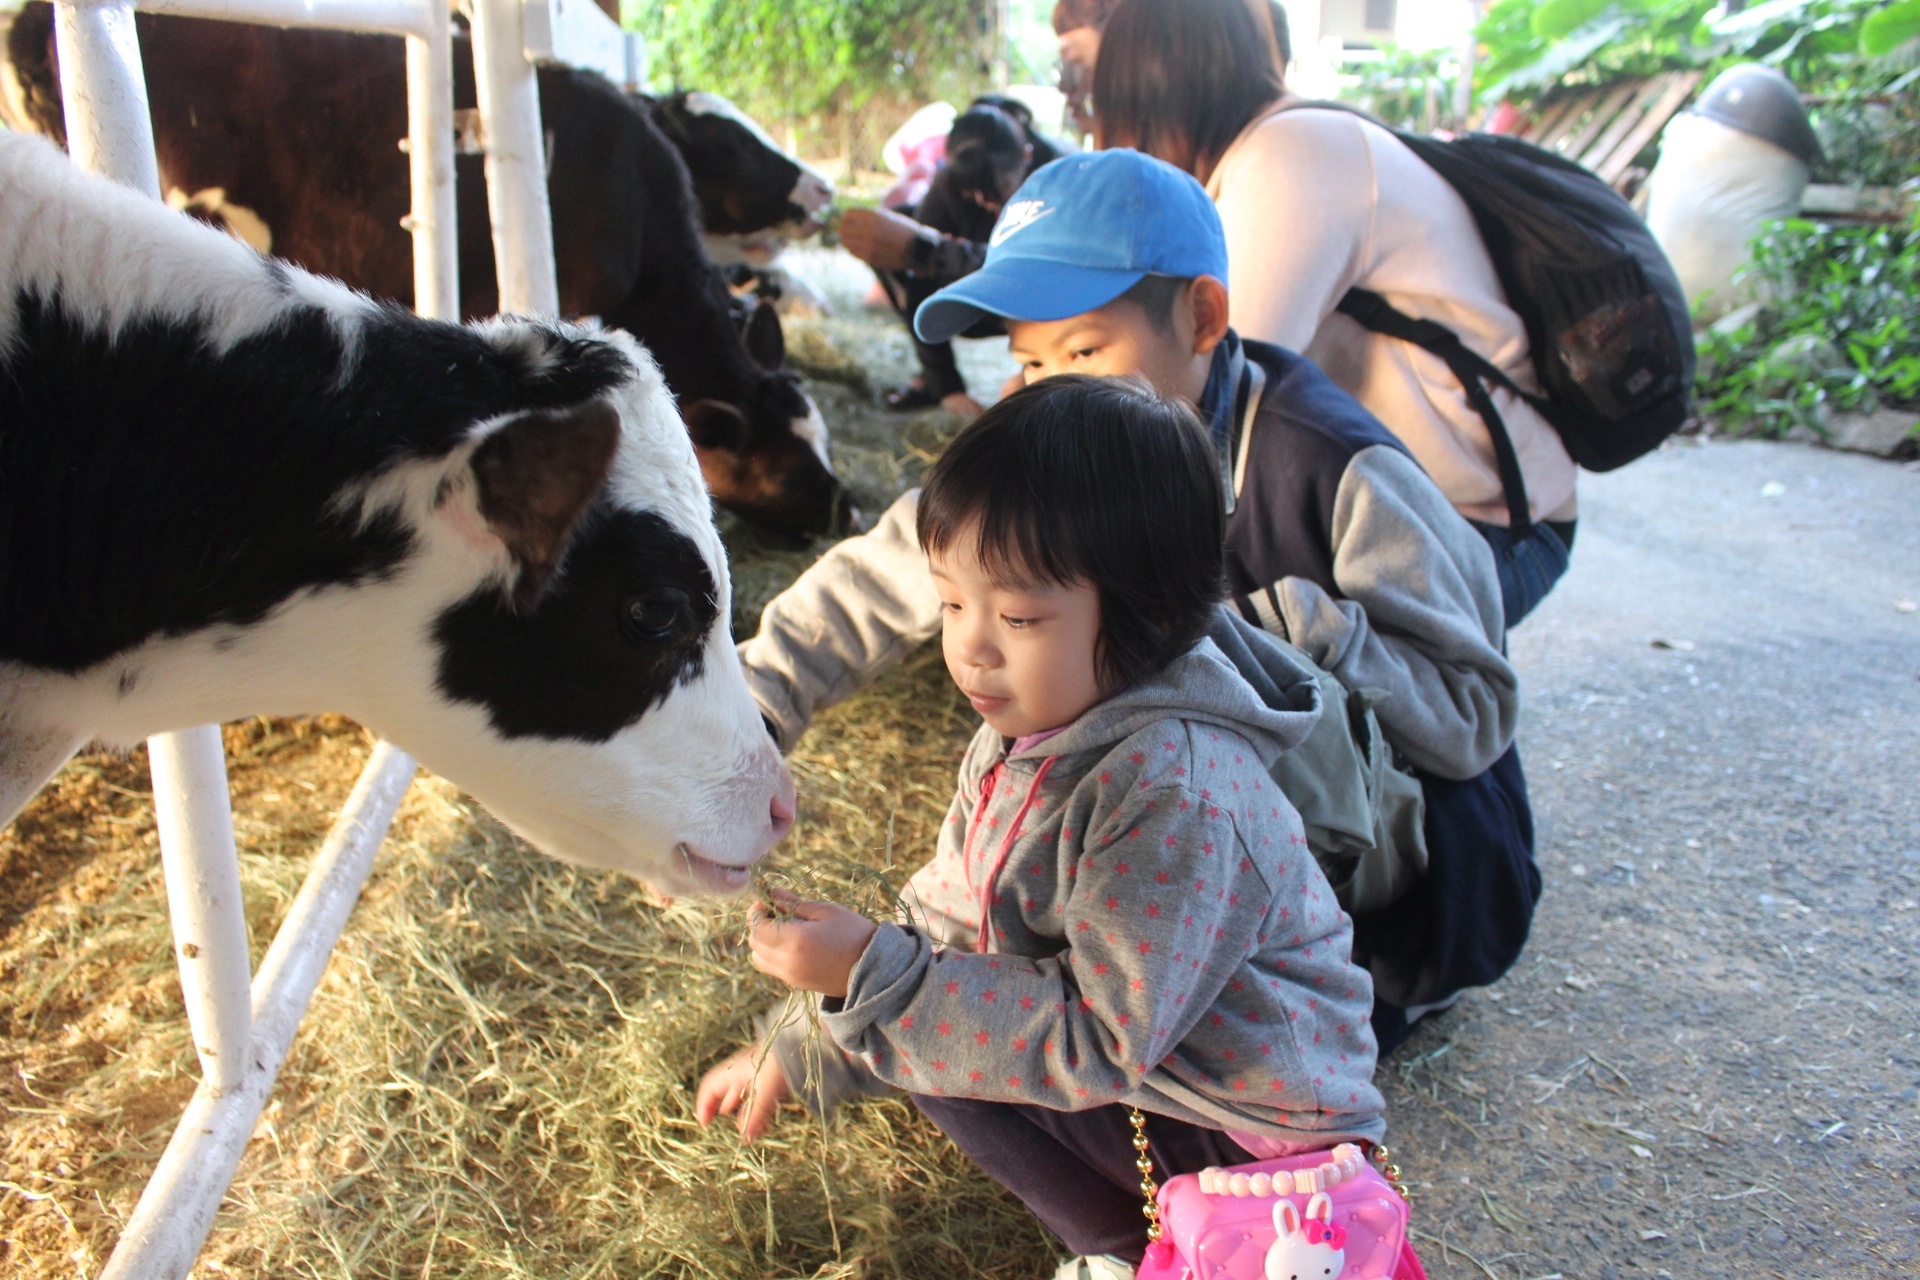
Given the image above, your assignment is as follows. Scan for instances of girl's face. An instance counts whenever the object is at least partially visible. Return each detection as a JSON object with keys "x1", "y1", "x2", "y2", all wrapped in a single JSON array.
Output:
[{"x1": 930, "y1": 523, "x2": 1106, "y2": 739}]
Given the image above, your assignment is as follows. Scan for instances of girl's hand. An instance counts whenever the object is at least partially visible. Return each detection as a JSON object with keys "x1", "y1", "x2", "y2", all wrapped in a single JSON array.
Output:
[
  {"x1": 694, "y1": 1044, "x2": 789, "y2": 1143},
  {"x1": 748, "y1": 889, "x2": 878, "y2": 997}
]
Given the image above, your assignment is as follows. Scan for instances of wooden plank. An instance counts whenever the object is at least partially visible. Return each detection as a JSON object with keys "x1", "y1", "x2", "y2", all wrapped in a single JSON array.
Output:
[
  {"x1": 1594, "y1": 69, "x2": 1703, "y2": 184},
  {"x1": 1554, "y1": 80, "x2": 1645, "y2": 159},
  {"x1": 1521, "y1": 92, "x2": 1589, "y2": 144},
  {"x1": 1578, "y1": 76, "x2": 1671, "y2": 174}
]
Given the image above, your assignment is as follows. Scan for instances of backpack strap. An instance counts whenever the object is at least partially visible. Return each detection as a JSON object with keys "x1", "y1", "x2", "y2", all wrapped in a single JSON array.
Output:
[{"x1": 1336, "y1": 288, "x2": 1536, "y2": 535}]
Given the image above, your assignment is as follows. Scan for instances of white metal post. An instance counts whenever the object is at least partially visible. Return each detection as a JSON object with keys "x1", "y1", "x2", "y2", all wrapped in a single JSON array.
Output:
[
  {"x1": 405, "y1": 6, "x2": 458, "y2": 319},
  {"x1": 99, "y1": 742, "x2": 417, "y2": 1280},
  {"x1": 51, "y1": 0, "x2": 160, "y2": 195},
  {"x1": 149, "y1": 725, "x2": 254, "y2": 1094},
  {"x1": 55, "y1": 0, "x2": 256, "y2": 1107},
  {"x1": 468, "y1": 0, "x2": 560, "y2": 315}
]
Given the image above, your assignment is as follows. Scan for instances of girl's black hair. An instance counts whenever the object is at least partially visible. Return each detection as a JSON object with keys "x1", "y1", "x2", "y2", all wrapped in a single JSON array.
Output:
[
  {"x1": 945, "y1": 104, "x2": 1030, "y2": 203},
  {"x1": 917, "y1": 375, "x2": 1225, "y2": 691}
]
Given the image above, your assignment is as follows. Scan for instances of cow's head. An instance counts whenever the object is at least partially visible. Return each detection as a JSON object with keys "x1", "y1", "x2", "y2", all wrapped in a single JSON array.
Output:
[
  {"x1": 0, "y1": 131, "x2": 793, "y2": 895},
  {"x1": 682, "y1": 298, "x2": 852, "y2": 537},
  {"x1": 352, "y1": 325, "x2": 797, "y2": 893},
  {"x1": 650, "y1": 90, "x2": 836, "y2": 252}
]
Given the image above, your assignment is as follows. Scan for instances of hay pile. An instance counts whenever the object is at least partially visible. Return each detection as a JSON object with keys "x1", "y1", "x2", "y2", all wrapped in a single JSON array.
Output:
[{"x1": 0, "y1": 281, "x2": 1058, "y2": 1278}]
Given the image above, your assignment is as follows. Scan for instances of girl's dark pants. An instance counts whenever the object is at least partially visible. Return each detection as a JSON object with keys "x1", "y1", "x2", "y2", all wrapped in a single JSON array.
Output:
[{"x1": 910, "y1": 1094, "x2": 1254, "y2": 1263}]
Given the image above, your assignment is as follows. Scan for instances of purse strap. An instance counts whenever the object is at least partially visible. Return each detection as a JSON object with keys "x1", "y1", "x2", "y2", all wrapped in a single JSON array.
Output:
[
  {"x1": 1127, "y1": 1107, "x2": 1166, "y2": 1245},
  {"x1": 1125, "y1": 1105, "x2": 1412, "y2": 1236}
]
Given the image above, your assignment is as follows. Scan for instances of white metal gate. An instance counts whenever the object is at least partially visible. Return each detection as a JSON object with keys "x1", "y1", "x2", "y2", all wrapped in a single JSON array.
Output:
[{"x1": 47, "y1": 0, "x2": 639, "y2": 1273}]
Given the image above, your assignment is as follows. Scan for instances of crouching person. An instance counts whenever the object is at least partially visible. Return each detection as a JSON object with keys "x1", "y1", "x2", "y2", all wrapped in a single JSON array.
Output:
[
  {"x1": 699, "y1": 377, "x2": 1384, "y2": 1280},
  {"x1": 742, "y1": 151, "x2": 1539, "y2": 1052}
]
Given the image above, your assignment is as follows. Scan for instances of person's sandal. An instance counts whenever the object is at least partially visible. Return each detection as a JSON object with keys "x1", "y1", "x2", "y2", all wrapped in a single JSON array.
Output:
[{"x1": 883, "y1": 383, "x2": 949, "y2": 412}]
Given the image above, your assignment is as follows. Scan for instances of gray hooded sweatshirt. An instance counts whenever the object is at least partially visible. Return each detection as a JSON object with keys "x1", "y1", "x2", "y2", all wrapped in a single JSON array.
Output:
[{"x1": 815, "y1": 637, "x2": 1387, "y2": 1147}]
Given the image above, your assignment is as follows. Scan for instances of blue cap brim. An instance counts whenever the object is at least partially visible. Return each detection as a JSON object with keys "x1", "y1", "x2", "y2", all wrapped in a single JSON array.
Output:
[{"x1": 913, "y1": 259, "x2": 1147, "y2": 345}]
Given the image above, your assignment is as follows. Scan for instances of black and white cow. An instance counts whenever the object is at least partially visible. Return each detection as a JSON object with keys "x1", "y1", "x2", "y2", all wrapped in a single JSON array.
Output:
[
  {"x1": 0, "y1": 5, "x2": 848, "y2": 537},
  {"x1": 646, "y1": 89, "x2": 836, "y2": 268},
  {"x1": 0, "y1": 132, "x2": 794, "y2": 895}
]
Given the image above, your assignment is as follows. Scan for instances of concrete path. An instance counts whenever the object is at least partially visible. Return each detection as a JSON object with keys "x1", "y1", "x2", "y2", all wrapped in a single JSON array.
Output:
[{"x1": 1382, "y1": 439, "x2": 1920, "y2": 1280}]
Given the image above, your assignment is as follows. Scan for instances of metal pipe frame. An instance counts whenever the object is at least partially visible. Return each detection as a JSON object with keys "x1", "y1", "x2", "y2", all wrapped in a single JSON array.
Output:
[
  {"x1": 467, "y1": 0, "x2": 560, "y2": 316},
  {"x1": 98, "y1": 743, "x2": 418, "y2": 1280},
  {"x1": 47, "y1": 0, "x2": 557, "y2": 1273}
]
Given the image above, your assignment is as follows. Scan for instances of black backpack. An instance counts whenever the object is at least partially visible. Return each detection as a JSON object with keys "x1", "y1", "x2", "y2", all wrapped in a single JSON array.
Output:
[{"x1": 1283, "y1": 104, "x2": 1696, "y2": 532}]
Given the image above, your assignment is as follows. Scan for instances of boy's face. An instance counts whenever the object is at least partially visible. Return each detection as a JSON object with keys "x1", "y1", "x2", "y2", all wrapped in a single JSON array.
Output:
[
  {"x1": 1007, "y1": 297, "x2": 1194, "y2": 400},
  {"x1": 930, "y1": 522, "x2": 1106, "y2": 739},
  {"x1": 1005, "y1": 277, "x2": 1226, "y2": 405}
]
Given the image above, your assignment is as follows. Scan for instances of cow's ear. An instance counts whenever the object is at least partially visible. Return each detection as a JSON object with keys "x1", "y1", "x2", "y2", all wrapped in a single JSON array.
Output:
[
  {"x1": 470, "y1": 400, "x2": 621, "y2": 612},
  {"x1": 683, "y1": 398, "x2": 749, "y2": 453},
  {"x1": 744, "y1": 299, "x2": 786, "y2": 370}
]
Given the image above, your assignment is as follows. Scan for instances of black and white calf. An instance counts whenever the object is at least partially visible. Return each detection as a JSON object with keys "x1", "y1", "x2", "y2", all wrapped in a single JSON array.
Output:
[
  {"x1": 647, "y1": 90, "x2": 837, "y2": 269},
  {"x1": 0, "y1": 132, "x2": 793, "y2": 895}
]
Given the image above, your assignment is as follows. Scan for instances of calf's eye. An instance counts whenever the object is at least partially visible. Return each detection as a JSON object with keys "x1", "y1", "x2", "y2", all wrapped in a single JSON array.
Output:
[{"x1": 621, "y1": 588, "x2": 692, "y2": 645}]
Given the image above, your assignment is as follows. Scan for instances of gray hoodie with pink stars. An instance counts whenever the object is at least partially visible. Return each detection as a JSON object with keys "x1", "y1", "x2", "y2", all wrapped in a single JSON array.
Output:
[{"x1": 816, "y1": 636, "x2": 1386, "y2": 1146}]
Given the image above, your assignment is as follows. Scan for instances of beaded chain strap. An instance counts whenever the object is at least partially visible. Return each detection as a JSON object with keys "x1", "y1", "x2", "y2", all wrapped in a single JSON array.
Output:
[{"x1": 1126, "y1": 1107, "x2": 1410, "y2": 1233}]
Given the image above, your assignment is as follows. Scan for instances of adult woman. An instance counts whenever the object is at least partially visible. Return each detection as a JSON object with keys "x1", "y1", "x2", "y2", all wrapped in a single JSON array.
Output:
[
  {"x1": 1051, "y1": 0, "x2": 1121, "y2": 137},
  {"x1": 1094, "y1": 0, "x2": 1577, "y2": 625}
]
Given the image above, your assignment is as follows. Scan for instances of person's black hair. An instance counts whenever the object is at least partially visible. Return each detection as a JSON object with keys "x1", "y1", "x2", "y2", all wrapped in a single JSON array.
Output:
[
  {"x1": 945, "y1": 104, "x2": 1030, "y2": 202},
  {"x1": 969, "y1": 92, "x2": 1036, "y2": 139},
  {"x1": 1116, "y1": 274, "x2": 1194, "y2": 334},
  {"x1": 917, "y1": 374, "x2": 1225, "y2": 691},
  {"x1": 1093, "y1": 0, "x2": 1284, "y2": 178}
]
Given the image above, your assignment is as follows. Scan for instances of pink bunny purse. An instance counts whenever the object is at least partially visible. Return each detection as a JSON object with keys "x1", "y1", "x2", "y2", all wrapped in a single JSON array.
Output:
[{"x1": 1132, "y1": 1140, "x2": 1425, "y2": 1280}]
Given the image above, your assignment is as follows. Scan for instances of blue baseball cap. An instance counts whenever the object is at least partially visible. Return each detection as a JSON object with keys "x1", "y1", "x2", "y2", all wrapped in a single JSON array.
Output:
[{"x1": 913, "y1": 149, "x2": 1229, "y2": 344}]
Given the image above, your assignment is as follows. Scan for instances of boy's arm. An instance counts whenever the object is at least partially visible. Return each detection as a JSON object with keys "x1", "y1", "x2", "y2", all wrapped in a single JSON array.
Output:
[
  {"x1": 1238, "y1": 446, "x2": 1516, "y2": 780},
  {"x1": 739, "y1": 491, "x2": 943, "y2": 752},
  {"x1": 821, "y1": 780, "x2": 1265, "y2": 1109}
]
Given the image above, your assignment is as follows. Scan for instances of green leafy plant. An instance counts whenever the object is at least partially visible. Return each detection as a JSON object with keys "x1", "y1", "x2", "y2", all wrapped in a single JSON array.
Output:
[
  {"x1": 1695, "y1": 215, "x2": 1920, "y2": 436},
  {"x1": 1862, "y1": 0, "x2": 1920, "y2": 55},
  {"x1": 628, "y1": 0, "x2": 993, "y2": 121},
  {"x1": 1339, "y1": 47, "x2": 1461, "y2": 130},
  {"x1": 1473, "y1": 0, "x2": 1906, "y2": 107}
]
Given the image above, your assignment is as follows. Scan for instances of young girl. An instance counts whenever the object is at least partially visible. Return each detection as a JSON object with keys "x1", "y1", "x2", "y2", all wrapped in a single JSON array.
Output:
[{"x1": 698, "y1": 375, "x2": 1384, "y2": 1279}]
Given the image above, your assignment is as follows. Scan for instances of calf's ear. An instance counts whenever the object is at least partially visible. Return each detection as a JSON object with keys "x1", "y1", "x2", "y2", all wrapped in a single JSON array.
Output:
[
  {"x1": 683, "y1": 398, "x2": 749, "y2": 453},
  {"x1": 470, "y1": 400, "x2": 621, "y2": 612},
  {"x1": 744, "y1": 298, "x2": 786, "y2": 370}
]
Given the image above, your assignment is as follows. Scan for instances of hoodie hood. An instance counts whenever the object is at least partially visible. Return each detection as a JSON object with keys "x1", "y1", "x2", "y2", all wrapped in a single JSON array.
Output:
[{"x1": 1006, "y1": 623, "x2": 1323, "y2": 768}]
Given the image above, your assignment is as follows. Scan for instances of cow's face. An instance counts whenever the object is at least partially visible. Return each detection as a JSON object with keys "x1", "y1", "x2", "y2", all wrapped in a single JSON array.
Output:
[
  {"x1": 657, "y1": 91, "x2": 836, "y2": 239},
  {"x1": 682, "y1": 310, "x2": 851, "y2": 537},
  {"x1": 348, "y1": 328, "x2": 796, "y2": 894}
]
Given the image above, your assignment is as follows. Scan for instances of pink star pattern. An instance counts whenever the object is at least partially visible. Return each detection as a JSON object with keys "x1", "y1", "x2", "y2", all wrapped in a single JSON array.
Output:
[{"x1": 833, "y1": 717, "x2": 1377, "y2": 1125}]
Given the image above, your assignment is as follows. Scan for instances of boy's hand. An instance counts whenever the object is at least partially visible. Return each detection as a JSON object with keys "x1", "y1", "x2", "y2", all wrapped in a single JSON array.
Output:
[
  {"x1": 695, "y1": 1044, "x2": 790, "y2": 1143},
  {"x1": 748, "y1": 889, "x2": 878, "y2": 997}
]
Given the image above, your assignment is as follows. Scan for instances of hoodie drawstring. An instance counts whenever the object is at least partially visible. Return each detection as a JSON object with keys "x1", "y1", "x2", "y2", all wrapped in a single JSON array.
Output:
[{"x1": 973, "y1": 755, "x2": 1057, "y2": 954}]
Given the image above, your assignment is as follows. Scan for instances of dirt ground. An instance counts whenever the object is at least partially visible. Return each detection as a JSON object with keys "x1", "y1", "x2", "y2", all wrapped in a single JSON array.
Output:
[
  {"x1": 2, "y1": 259, "x2": 1917, "y2": 1278},
  {"x1": 1382, "y1": 437, "x2": 1920, "y2": 1280}
]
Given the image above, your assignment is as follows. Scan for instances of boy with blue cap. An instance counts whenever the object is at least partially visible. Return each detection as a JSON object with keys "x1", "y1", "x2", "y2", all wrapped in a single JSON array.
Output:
[{"x1": 710, "y1": 151, "x2": 1537, "y2": 1270}]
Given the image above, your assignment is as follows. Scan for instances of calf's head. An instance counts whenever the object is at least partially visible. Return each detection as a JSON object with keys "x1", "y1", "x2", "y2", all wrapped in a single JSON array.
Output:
[
  {"x1": 680, "y1": 305, "x2": 851, "y2": 537},
  {"x1": 652, "y1": 90, "x2": 836, "y2": 251},
  {"x1": 338, "y1": 327, "x2": 797, "y2": 893},
  {"x1": 0, "y1": 133, "x2": 791, "y2": 893}
]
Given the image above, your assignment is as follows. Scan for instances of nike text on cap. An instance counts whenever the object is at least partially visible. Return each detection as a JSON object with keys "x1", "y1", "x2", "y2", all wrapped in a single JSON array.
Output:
[{"x1": 913, "y1": 149, "x2": 1230, "y2": 345}]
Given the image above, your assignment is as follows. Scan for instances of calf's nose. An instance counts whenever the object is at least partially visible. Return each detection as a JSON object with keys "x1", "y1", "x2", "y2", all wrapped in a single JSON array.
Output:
[{"x1": 769, "y1": 776, "x2": 797, "y2": 842}]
